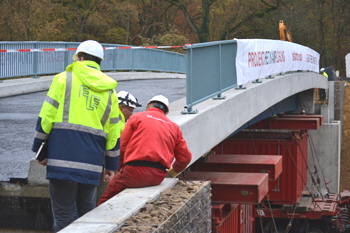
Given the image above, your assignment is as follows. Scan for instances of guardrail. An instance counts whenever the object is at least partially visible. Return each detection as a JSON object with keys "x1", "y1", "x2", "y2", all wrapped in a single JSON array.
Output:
[
  {"x1": 182, "y1": 39, "x2": 320, "y2": 114},
  {"x1": 183, "y1": 41, "x2": 238, "y2": 114},
  {"x1": 0, "y1": 41, "x2": 186, "y2": 80}
]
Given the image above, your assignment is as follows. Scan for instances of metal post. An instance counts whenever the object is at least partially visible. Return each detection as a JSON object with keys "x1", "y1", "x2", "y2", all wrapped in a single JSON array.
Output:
[
  {"x1": 32, "y1": 43, "x2": 38, "y2": 78},
  {"x1": 253, "y1": 79, "x2": 262, "y2": 83},
  {"x1": 235, "y1": 85, "x2": 247, "y2": 90},
  {"x1": 113, "y1": 47, "x2": 116, "y2": 72}
]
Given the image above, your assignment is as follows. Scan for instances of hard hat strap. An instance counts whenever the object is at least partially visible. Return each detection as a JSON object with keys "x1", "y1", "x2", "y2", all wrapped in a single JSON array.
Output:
[{"x1": 118, "y1": 93, "x2": 142, "y2": 107}]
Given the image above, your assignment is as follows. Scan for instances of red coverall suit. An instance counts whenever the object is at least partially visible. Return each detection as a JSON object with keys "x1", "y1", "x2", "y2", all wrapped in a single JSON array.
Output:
[{"x1": 98, "y1": 107, "x2": 192, "y2": 205}]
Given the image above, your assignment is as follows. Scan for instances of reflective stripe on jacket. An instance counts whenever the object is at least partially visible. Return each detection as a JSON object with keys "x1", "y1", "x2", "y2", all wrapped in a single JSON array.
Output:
[{"x1": 32, "y1": 61, "x2": 123, "y2": 185}]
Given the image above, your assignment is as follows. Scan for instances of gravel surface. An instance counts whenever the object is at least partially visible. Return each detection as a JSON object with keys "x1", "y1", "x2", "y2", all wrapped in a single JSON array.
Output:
[
  {"x1": 0, "y1": 78, "x2": 186, "y2": 181},
  {"x1": 115, "y1": 180, "x2": 208, "y2": 233}
]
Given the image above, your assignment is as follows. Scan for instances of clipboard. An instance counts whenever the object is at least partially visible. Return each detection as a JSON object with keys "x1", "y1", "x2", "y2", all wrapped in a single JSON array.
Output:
[{"x1": 35, "y1": 142, "x2": 48, "y2": 162}]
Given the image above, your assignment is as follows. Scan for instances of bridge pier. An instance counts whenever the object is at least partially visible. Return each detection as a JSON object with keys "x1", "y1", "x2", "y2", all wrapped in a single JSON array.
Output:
[{"x1": 307, "y1": 81, "x2": 345, "y2": 193}]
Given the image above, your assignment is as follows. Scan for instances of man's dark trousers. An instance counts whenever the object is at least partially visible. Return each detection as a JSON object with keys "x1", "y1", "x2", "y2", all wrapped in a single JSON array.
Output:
[{"x1": 49, "y1": 179, "x2": 97, "y2": 232}]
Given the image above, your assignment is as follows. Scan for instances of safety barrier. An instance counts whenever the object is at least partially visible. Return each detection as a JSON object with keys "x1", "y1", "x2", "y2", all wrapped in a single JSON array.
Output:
[
  {"x1": 183, "y1": 41, "x2": 238, "y2": 113},
  {"x1": 0, "y1": 41, "x2": 186, "y2": 80},
  {"x1": 183, "y1": 39, "x2": 320, "y2": 113}
]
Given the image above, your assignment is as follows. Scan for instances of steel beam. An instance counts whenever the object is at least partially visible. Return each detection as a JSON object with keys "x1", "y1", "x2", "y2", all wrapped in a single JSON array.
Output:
[
  {"x1": 248, "y1": 115, "x2": 323, "y2": 130},
  {"x1": 193, "y1": 154, "x2": 282, "y2": 180},
  {"x1": 279, "y1": 114, "x2": 324, "y2": 125},
  {"x1": 181, "y1": 172, "x2": 268, "y2": 204}
]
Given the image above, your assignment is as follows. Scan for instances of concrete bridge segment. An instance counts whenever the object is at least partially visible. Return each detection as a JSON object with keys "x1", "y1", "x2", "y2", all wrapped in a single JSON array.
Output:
[{"x1": 170, "y1": 72, "x2": 328, "y2": 166}]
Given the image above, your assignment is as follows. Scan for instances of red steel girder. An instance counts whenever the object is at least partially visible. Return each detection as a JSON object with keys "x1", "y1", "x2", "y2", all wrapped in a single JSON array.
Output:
[
  {"x1": 279, "y1": 114, "x2": 324, "y2": 125},
  {"x1": 181, "y1": 172, "x2": 268, "y2": 204},
  {"x1": 193, "y1": 154, "x2": 282, "y2": 180},
  {"x1": 249, "y1": 115, "x2": 323, "y2": 130}
]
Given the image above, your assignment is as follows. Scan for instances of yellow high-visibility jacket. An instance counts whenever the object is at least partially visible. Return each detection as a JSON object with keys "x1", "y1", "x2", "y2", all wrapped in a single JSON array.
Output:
[{"x1": 32, "y1": 60, "x2": 122, "y2": 185}]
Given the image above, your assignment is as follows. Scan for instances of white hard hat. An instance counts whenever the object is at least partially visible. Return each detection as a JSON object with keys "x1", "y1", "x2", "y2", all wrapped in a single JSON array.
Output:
[
  {"x1": 320, "y1": 68, "x2": 325, "y2": 72},
  {"x1": 72, "y1": 40, "x2": 104, "y2": 61},
  {"x1": 147, "y1": 95, "x2": 169, "y2": 114},
  {"x1": 118, "y1": 91, "x2": 141, "y2": 109}
]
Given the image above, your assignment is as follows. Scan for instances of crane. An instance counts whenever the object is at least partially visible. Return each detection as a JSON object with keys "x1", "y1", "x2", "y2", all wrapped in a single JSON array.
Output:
[{"x1": 279, "y1": 20, "x2": 293, "y2": 42}]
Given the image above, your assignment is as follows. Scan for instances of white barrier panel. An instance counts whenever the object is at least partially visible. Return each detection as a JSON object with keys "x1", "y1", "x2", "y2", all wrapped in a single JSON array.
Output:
[
  {"x1": 235, "y1": 39, "x2": 320, "y2": 85},
  {"x1": 345, "y1": 53, "x2": 350, "y2": 77}
]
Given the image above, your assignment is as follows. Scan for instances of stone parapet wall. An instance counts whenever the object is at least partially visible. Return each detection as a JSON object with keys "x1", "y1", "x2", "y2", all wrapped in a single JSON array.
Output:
[
  {"x1": 115, "y1": 181, "x2": 211, "y2": 233},
  {"x1": 341, "y1": 80, "x2": 350, "y2": 190}
]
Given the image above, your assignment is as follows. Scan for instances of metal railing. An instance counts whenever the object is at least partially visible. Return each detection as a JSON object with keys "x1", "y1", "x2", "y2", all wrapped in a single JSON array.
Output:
[
  {"x1": 0, "y1": 41, "x2": 186, "y2": 80},
  {"x1": 182, "y1": 39, "x2": 320, "y2": 113},
  {"x1": 183, "y1": 41, "x2": 238, "y2": 113}
]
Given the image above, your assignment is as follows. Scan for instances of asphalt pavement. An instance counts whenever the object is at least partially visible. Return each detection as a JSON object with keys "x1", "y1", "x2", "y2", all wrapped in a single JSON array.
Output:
[{"x1": 0, "y1": 76, "x2": 186, "y2": 181}]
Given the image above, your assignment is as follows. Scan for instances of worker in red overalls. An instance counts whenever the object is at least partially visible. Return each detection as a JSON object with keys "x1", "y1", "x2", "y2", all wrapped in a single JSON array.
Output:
[{"x1": 98, "y1": 95, "x2": 192, "y2": 205}]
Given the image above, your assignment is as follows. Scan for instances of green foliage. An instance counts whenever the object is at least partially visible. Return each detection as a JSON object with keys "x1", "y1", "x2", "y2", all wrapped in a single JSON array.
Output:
[
  {"x1": 104, "y1": 27, "x2": 128, "y2": 44},
  {"x1": 152, "y1": 27, "x2": 189, "y2": 53}
]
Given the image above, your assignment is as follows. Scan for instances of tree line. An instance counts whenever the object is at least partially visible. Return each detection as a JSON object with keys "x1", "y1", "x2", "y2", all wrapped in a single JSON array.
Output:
[{"x1": 1, "y1": 0, "x2": 350, "y2": 76}]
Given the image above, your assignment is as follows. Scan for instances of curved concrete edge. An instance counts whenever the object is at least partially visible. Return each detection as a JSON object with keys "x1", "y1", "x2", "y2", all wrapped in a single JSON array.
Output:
[
  {"x1": 167, "y1": 72, "x2": 328, "y2": 167},
  {"x1": 0, "y1": 72, "x2": 186, "y2": 98},
  {"x1": 0, "y1": 76, "x2": 53, "y2": 98},
  {"x1": 59, "y1": 178, "x2": 178, "y2": 233},
  {"x1": 107, "y1": 72, "x2": 186, "y2": 81}
]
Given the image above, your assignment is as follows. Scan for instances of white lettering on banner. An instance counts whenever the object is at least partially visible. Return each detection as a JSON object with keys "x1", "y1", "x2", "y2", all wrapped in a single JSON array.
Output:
[
  {"x1": 235, "y1": 39, "x2": 320, "y2": 85},
  {"x1": 346, "y1": 53, "x2": 350, "y2": 77},
  {"x1": 248, "y1": 50, "x2": 285, "y2": 68}
]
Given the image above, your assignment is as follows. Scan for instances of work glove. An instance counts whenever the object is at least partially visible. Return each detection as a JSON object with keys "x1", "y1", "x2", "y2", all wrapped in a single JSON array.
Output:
[{"x1": 166, "y1": 167, "x2": 179, "y2": 178}]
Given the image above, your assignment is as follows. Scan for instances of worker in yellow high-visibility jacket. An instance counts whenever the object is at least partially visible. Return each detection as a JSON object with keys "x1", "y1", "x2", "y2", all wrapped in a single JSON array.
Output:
[
  {"x1": 319, "y1": 68, "x2": 328, "y2": 100},
  {"x1": 31, "y1": 40, "x2": 123, "y2": 232},
  {"x1": 320, "y1": 67, "x2": 328, "y2": 78}
]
